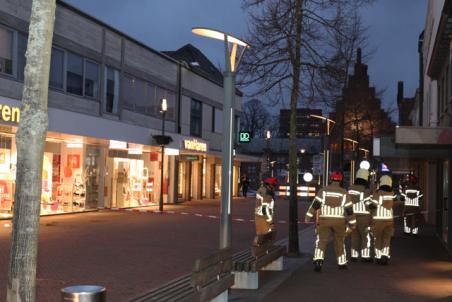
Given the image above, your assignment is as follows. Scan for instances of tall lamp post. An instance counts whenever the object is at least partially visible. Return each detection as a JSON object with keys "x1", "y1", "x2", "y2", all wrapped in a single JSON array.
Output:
[
  {"x1": 265, "y1": 130, "x2": 272, "y2": 176},
  {"x1": 159, "y1": 98, "x2": 168, "y2": 212},
  {"x1": 192, "y1": 27, "x2": 248, "y2": 249},
  {"x1": 310, "y1": 114, "x2": 335, "y2": 186},
  {"x1": 344, "y1": 137, "x2": 358, "y2": 185}
]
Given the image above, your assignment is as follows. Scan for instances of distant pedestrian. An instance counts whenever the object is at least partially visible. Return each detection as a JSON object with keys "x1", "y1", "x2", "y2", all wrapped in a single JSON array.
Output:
[
  {"x1": 305, "y1": 171, "x2": 355, "y2": 272},
  {"x1": 366, "y1": 175, "x2": 396, "y2": 265},
  {"x1": 401, "y1": 174, "x2": 423, "y2": 236},
  {"x1": 241, "y1": 174, "x2": 250, "y2": 197}
]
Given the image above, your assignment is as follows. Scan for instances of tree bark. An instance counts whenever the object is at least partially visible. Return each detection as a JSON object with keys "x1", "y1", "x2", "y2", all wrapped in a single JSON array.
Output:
[
  {"x1": 288, "y1": 0, "x2": 304, "y2": 256},
  {"x1": 7, "y1": 0, "x2": 56, "y2": 301}
]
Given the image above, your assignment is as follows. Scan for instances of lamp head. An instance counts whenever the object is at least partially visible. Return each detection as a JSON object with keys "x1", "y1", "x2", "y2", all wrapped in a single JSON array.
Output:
[
  {"x1": 160, "y1": 98, "x2": 168, "y2": 113},
  {"x1": 192, "y1": 27, "x2": 248, "y2": 47}
]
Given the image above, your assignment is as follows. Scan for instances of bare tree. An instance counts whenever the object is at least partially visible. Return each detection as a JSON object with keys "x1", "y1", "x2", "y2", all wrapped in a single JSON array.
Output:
[
  {"x1": 241, "y1": 99, "x2": 271, "y2": 138},
  {"x1": 239, "y1": 0, "x2": 374, "y2": 255},
  {"x1": 7, "y1": 0, "x2": 56, "y2": 301}
]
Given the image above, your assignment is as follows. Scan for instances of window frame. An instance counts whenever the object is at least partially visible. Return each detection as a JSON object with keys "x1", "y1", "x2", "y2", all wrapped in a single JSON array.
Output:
[
  {"x1": 49, "y1": 46, "x2": 66, "y2": 91},
  {"x1": 65, "y1": 51, "x2": 85, "y2": 96},
  {"x1": 0, "y1": 24, "x2": 15, "y2": 78},
  {"x1": 190, "y1": 99, "x2": 203, "y2": 137},
  {"x1": 83, "y1": 59, "x2": 100, "y2": 100},
  {"x1": 103, "y1": 65, "x2": 120, "y2": 115}
]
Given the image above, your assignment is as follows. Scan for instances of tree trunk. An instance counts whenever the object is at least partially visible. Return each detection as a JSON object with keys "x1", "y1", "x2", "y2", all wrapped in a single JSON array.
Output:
[
  {"x1": 7, "y1": 0, "x2": 56, "y2": 301},
  {"x1": 288, "y1": 0, "x2": 304, "y2": 256}
]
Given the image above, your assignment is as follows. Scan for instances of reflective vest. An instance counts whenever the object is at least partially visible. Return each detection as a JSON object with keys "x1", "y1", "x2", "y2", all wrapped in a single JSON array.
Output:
[
  {"x1": 367, "y1": 191, "x2": 396, "y2": 220},
  {"x1": 307, "y1": 183, "x2": 351, "y2": 219},
  {"x1": 348, "y1": 184, "x2": 371, "y2": 215},
  {"x1": 255, "y1": 185, "x2": 274, "y2": 222},
  {"x1": 401, "y1": 185, "x2": 422, "y2": 207}
]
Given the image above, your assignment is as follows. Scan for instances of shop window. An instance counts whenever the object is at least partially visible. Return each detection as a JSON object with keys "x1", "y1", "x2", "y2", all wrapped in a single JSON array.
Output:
[
  {"x1": 84, "y1": 60, "x2": 99, "y2": 98},
  {"x1": 104, "y1": 66, "x2": 119, "y2": 114},
  {"x1": 49, "y1": 48, "x2": 64, "y2": 89},
  {"x1": 191, "y1": 99, "x2": 202, "y2": 137},
  {"x1": 17, "y1": 33, "x2": 27, "y2": 81},
  {"x1": 66, "y1": 52, "x2": 84, "y2": 95},
  {"x1": 0, "y1": 27, "x2": 13, "y2": 75},
  {"x1": 213, "y1": 107, "x2": 222, "y2": 133}
]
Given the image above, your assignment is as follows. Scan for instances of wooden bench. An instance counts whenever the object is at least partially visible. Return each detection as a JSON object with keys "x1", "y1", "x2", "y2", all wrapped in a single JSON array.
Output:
[
  {"x1": 130, "y1": 248, "x2": 234, "y2": 302},
  {"x1": 231, "y1": 231, "x2": 285, "y2": 289}
]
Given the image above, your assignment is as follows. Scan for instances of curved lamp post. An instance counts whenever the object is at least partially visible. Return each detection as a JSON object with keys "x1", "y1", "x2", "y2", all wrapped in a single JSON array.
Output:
[
  {"x1": 310, "y1": 114, "x2": 335, "y2": 186},
  {"x1": 192, "y1": 27, "x2": 248, "y2": 249}
]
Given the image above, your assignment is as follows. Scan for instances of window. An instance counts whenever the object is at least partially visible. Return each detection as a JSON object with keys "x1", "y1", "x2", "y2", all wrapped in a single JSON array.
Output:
[
  {"x1": 212, "y1": 107, "x2": 222, "y2": 133},
  {"x1": 66, "y1": 52, "x2": 83, "y2": 95},
  {"x1": 17, "y1": 34, "x2": 27, "y2": 81},
  {"x1": 190, "y1": 99, "x2": 202, "y2": 137},
  {"x1": 104, "y1": 66, "x2": 119, "y2": 114},
  {"x1": 84, "y1": 60, "x2": 99, "y2": 98},
  {"x1": 0, "y1": 27, "x2": 13, "y2": 75},
  {"x1": 49, "y1": 48, "x2": 64, "y2": 89}
]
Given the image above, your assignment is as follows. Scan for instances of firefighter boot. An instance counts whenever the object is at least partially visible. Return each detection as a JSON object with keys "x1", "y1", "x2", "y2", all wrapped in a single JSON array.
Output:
[
  {"x1": 380, "y1": 256, "x2": 389, "y2": 265},
  {"x1": 314, "y1": 260, "x2": 323, "y2": 272}
]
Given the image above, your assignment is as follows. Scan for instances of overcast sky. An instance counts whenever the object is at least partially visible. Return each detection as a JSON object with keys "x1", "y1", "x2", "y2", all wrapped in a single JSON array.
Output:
[{"x1": 64, "y1": 0, "x2": 427, "y2": 122}]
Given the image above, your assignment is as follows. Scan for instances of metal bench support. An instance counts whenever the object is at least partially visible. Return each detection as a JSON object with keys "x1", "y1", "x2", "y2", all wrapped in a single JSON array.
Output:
[
  {"x1": 261, "y1": 256, "x2": 284, "y2": 271},
  {"x1": 231, "y1": 271, "x2": 258, "y2": 290}
]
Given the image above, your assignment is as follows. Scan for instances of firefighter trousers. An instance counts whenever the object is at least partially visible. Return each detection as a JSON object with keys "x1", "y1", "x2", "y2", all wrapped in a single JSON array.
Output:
[
  {"x1": 404, "y1": 206, "x2": 422, "y2": 235},
  {"x1": 314, "y1": 218, "x2": 347, "y2": 265},
  {"x1": 372, "y1": 219, "x2": 394, "y2": 259},
  {"x1": 255, "y1": 215, "x2": 273, "y2": 235},
  {"x1": 351, "y1": 214, "x2": 372, "y2": 259}
]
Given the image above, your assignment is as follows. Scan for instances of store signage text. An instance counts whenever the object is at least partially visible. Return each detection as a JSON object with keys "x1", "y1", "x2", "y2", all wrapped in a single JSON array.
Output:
[
  {"x1": 0, "y1": 104, "x2": 20, "y2": 123},
  {"x1": 183, "y1": 139, "x2": 207, "y2": 152},
  {"x1": 239, "y1": 131, "x2": 251, "y2": 143}
]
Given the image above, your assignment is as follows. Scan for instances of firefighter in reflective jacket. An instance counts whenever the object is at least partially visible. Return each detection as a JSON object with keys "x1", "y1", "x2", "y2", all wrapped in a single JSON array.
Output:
[
  {"x1": 401, "y1": 174, "x2": 423, "y2": 236},
  {"x1": 255, "y1": 177, "x2": 277, "y2": 236},
  {"x1": 366, "y1": 175, "x2": 396, "y2": 265},
  {"x1": 348, "y1": 168, "x2": 373, "y2": 262},
  {"x1": 305, "y1": 171, "x2": 355, "y2": 271}
]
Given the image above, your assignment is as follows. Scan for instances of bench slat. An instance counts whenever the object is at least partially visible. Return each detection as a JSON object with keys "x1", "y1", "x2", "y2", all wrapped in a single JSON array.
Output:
[
  {"x1": 140, "y1": 283, "x2": 193, "y2": 301},
  {"x1": 199, "y1": 274, "x2": 234, "y2": 302},
  {"x1": 193, "y1": 248, "x2": 231, "y2": 272},
  {"x1": 253, "y1": 245, "x2": 285, "y2": 271},
  {"x1": 130, "y1": 275, "x2": 191, "y2": 301}
]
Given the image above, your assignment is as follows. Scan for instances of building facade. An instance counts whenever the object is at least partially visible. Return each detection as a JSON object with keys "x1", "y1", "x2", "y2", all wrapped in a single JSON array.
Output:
[
  {"x1": 0, "y1": 0, "x2": 244, "y2": 218},
  {"x1": 279, "y1": 108, "x2": 323, "y2": 138}
]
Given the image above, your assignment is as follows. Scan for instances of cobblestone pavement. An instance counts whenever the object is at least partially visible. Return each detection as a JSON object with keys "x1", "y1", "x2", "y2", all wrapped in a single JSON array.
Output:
[
  {"x1": 263, "y1": 224, "x2": 452, "y2": 302},
  {"x1": 0, "y1": 197, "x2": 310, "y2": 301}
]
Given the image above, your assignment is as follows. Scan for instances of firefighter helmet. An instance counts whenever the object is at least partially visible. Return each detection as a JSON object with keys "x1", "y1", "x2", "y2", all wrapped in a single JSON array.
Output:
[
  {"x1": 409, "y1": 174, "x2": 417, "y2": 185},
  {"x1": 379, "y1": 175, "x2": 392, "y2": 187},
  {"x1": 264, "y1": 177, "x2": 278, "y2": 186},
  {"x1": 330, "y1": 171, "x2": 343, "y2": 182},
  {"x1": 356, "y1": 169, "x2": 369, "y2": 181}
]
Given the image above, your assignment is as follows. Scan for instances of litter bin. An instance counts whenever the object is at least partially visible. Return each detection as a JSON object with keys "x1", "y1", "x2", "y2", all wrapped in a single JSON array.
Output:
[{"x1": 61, "y1": 285, "x2": 106, "y2": 302}]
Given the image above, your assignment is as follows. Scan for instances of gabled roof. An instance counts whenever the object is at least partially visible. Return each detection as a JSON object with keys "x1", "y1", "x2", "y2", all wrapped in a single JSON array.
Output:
[{"x1": 164, "y1": 44, "x2": 224, "y2": 87}]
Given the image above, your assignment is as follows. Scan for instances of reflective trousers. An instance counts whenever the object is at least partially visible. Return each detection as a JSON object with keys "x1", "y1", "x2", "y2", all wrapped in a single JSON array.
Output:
[
  {"x1": 255, "y1": 215, "x2": 273, "y2": 235},
  {"x1": 372, "y1": 219, "x2": 394, "y2": 259},
  {"x1": 314, "y1": 218, "x2": 347, "y2": 265},
  {"x1": 404, "y1": 206, "x2": 422, "y2": 235},
  {"x1": 351, "y1": 214, "x2": 372, "y2": 259}
]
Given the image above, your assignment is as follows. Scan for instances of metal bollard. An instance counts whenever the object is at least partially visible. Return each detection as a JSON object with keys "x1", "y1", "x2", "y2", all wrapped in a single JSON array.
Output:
[{"x1": 61, "y1": 285, "x2": 106, "y2": 302}]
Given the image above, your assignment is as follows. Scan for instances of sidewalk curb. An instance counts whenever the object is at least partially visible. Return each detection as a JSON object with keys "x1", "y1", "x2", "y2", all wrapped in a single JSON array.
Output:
[{"x1": 229, "y1": 225, "x2": 315, "y2": 301}]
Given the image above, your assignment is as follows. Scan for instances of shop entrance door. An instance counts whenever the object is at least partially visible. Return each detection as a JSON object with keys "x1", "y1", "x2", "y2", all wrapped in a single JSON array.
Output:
[{"x1": 178, "y1": 161, "x2": 192, "y2": 201}]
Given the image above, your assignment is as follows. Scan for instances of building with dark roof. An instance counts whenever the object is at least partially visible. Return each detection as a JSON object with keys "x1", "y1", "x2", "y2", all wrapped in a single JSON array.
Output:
[{"x1": 279, "y1": 108, "x2": 323, "y2": 138}]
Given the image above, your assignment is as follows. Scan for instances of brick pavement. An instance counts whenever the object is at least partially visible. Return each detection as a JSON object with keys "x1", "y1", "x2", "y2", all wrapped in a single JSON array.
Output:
[
  {"x1": 0, "y1": 197, "x2": 310, "y2": 302},
  {"x1": 262, "y1": 224, "x2": 452, "y2": 302}
]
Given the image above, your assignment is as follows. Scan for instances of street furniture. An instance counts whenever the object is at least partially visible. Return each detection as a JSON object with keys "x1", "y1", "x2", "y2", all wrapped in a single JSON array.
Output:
[{"x1": 61, "y1": 285, "x2": 106, "y2": 302}]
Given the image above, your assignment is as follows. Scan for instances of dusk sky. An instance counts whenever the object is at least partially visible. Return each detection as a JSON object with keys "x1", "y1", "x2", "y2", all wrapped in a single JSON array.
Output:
[{"x1": 64, "y1": 0, "x2": 427, "y2": 122}]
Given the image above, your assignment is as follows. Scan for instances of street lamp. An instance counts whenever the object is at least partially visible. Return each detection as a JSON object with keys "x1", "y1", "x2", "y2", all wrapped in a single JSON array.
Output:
[
  {"x1": 159, "y1": 98, "x2": 167, "y2": 212},
  {"x1": 192, "y1": 27, "x2": 248, "y2": 249},
  {"x1": 310, "y1": 114, "x2": 335, "y2": 186},
  {"x1": 265, "y1": 130, "x2": 272, "y2": 176}
]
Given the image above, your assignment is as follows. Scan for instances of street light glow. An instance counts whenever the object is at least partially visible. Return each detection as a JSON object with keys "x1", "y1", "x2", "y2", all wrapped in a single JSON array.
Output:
[
  {"x1": 360, "y1": 160, "x2": 371, "y2": 170},
  {"x1": 303, "y1": 172, "x2": 313, "y2": 182},
  {"x1": 192, "y1": 27, "x2": 249, "y2": 47},
  {"x1": 300, "y1": 148, "x2": 306, "y2": 154},
  {"x1": 266, "y1": 130, "x2": 271, "y2": 140},
  {"x1": 160, "y1": 98, "x2": 168, "y2": 113}
]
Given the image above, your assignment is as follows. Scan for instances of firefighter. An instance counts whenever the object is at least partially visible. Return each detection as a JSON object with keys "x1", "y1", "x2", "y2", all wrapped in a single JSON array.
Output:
[
  {"x1": 366, "y1": 175, "x2": 396, "y2": 265},
  {"x1": 254, "y1": 177, "x2": 277, "y2": 237},
  {"x1": 401, "y1": 174, "x2": 423, "y2": 236},
  {"x1": 305, "y1": 171, "x2": 355, "y2": 272},
  {"x1": 348, "y1": 168, "x2": 372, "y2": 262}
]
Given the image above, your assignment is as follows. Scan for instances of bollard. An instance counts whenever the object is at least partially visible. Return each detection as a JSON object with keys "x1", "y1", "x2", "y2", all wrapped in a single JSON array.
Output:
[{"x1": 61, "y1": 285, "x2": 106, "y2": 302}]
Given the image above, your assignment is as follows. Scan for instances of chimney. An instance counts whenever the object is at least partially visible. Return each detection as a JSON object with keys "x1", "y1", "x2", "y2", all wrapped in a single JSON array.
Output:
[{"x1": 397, "y1": 81, "x2": 404, "y2": 103}]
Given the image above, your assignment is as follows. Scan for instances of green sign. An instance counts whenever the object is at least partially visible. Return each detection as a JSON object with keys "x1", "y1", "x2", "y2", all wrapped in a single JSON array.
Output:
[
  {"x1": 180, "y1": 155, "x2": 199, "y2": 161},
  {"x1": 239, "y1": 131, "x2": 251, "y2": 143}
]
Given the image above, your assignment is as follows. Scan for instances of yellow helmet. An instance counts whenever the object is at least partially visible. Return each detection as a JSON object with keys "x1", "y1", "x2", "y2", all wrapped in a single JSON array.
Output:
[
  {"x1": 379, "y1": 175, "x2": 392, "y2": 187},
  {"x1": 356, "y1": 169, "x2": 369, "y2": 181}
]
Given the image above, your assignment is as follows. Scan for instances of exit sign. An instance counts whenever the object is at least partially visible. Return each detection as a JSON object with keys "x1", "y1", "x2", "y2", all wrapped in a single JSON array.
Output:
[{"x1": 239, "y1": 132, "x2": 251, "y2": 143}]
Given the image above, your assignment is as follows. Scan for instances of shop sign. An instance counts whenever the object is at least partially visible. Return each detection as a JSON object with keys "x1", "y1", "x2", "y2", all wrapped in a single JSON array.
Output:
[
  {"x1": 239, "y1": 131, "x2": 251, "y2": 143},
  {"x1": 0, "y1": 104, "x2": 20, "y2": 123},
  {"x1": 183, "y1": 139, "x2": 207, "y2": 152},
  {"x1": 180, "y1": 155, "x2": 199, "y2": 161}
]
